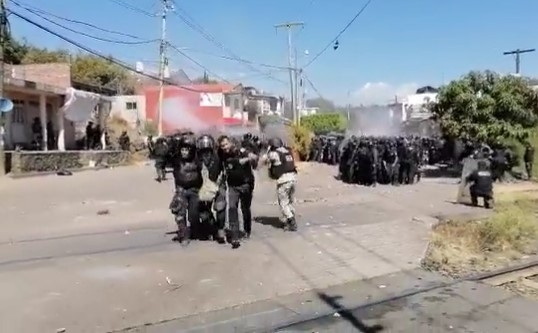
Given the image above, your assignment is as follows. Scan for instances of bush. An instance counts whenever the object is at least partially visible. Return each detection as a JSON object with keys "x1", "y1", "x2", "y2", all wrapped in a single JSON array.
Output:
[
  {"x1": 300, "y1": 113, "x2": 346, "y2": 135},
  {"x1": 289, "y1": 124, "x2": 312, "y2": 161}
]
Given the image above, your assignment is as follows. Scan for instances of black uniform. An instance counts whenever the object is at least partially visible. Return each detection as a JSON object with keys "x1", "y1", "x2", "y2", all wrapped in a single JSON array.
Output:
[
  {"x1": 169, "y1": 136, "x2": 203, "y2": 245},
  {"x1": 466, "y1": 160, "x2": 494, "y2": 209},
  {"x1": 215, "y1": 145, "x2": 257, "y2": 247},
  {"x1": 153, "y1": 137, "x2": 168, "y2": 181}
]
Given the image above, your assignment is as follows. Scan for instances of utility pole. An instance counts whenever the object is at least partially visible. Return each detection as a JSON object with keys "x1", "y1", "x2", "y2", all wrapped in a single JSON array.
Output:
[
  {"x1": 0, "y1": 0, "x2": 6, "y2": 176},
  {"x1": 275, "y1": 22, "x2": 303, "y2": 125},
  {"x1": 503, "y1": 48, "x2": 535, "y2": 75},
  {"x1": 157, "y1": 0, "x2": 172, "y2": 137}
]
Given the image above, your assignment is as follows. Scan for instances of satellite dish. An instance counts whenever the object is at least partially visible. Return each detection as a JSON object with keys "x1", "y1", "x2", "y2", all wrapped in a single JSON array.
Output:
[
  {"x1": 0, "y1": 98, "x2": 14, "y2": 113},
  {"x1": 304, "y1": 50, "x2": 309, "y2": 55}
]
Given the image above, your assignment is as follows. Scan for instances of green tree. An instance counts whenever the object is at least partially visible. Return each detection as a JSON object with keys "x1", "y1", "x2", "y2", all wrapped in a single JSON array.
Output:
[
  {"x1": 430, "y1": 71, "x2": 538, "y2": 144},
  {"x1": 22, "y1": 47, "x2": 70, "y2": 64},
  {"x1": 300, "y1": 113, "x2": 347, "y2": 135},
  {"x1": 71, "y1": 54, "x2": 135, "y2": 94},
  {"x1": 8, "y1": 37, "x2": 135, "y2": 94},
  {"x1": 4, "y1": 36, "x2": 29, "y2": 64}
]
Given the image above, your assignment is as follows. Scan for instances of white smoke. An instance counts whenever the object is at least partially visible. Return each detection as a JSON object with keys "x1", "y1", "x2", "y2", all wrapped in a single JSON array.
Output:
[{"x1": 162, "y1": 97, "x2": 214, "y2": 133}]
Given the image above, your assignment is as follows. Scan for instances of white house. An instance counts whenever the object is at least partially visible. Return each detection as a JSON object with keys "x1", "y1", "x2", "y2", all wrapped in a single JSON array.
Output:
[{"x1": 109, "y1": 95, "x2": 146, "y2": 128}]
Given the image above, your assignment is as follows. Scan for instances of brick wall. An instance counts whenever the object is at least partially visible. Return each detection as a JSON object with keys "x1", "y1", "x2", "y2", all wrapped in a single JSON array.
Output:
[{"x1": 7, "y1": 63, "x2": 71, "y2": 88}]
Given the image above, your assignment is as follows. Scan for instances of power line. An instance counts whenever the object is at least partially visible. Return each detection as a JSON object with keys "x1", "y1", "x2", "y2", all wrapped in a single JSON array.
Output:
[
  {"x1": 169, "y1": 1, "x2": 287, "y2": 84},
  {"x1": 10, "y1": 1, "x2": 158, "y2": 45},
  {"x1": 107, "y1": 0, "x2": 157, "y2": 17},
  {"x1": 167, "y1": 43, "x2": 230, "y2": 83},
  {"x1": 303, "y1": 73, "x2": 324, "y2": 100},
  {"x1": 8, "y1": 8, "x2": 205, "y2": 93},
  {"x1": 11, "y1": 0, "x2": 146, "y2": 40},
  {"x1": 304, "y1": 0, "x2": 375, "y2": 69},
  {"x1": 186, "y1": 48, "x2": 290, "y2": 71}
]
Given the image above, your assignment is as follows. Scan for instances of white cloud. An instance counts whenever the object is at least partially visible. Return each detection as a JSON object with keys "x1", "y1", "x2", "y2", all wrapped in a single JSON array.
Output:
[{"x1": 352, "y1": 82, "x2": 419, "y2": 105}]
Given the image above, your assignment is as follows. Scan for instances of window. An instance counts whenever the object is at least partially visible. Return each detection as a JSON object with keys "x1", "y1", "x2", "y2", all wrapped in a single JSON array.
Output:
[
  {"x1": 233, "y1": 98, "x2": 240, "y2": 110},
  {"x1": 12, "y1": 99, "x2": 25, "y2": 124},
  {"x1": 126, "y1": 101, "x2": 137, "y2": 110},
  {"x1": 224, "y1": 95, "x2": 231, "y2": 107}
]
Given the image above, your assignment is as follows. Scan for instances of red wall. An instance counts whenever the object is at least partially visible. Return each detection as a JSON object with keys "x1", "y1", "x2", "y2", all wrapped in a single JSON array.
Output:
[{"x1": 144, "y1": 85, "x2": 225, "y2": 134}]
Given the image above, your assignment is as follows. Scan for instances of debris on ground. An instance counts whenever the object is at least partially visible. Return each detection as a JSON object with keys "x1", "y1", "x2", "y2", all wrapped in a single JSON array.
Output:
[{"x1": 97, "y1": 209, "x2": 110, "y2": 215}]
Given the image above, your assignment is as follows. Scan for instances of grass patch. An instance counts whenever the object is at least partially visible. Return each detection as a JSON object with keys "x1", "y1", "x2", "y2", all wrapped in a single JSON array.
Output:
[{"x1": 423, "y1": 196, "x2": 538, "y2": 277}]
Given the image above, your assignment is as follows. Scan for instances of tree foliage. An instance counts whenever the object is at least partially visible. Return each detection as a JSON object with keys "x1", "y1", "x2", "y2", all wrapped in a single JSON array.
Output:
[
  {"x1": 4, "y1": 36, "x2": 29, "y2": 64},
  {"x1": 70, "y1": 55, "x2": 136, "y2": 94},
  {"x1": 300, "y1": 113, "x2": 347, "y2": 135},
  {"x1": 22, "y1": 47, "x2": 70, "y2": 64},
  {"x1": 4, "y1": 37, "x2": 135, "y2": 94},
  {"x1": 431, "y1": 71, "x2": 538, "y2": 144}
]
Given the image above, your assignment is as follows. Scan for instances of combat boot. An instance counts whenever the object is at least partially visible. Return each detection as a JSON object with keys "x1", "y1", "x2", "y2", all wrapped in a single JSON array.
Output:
[
  {"x1": 215, "y1": 229, "x2": 226, "y2": 244},
  {"x1": 285, "y1": 217, "x2": 298, "y2": 232},
  {"x1": 173, "y1": 223, "x2": 190, "y2": 246}
]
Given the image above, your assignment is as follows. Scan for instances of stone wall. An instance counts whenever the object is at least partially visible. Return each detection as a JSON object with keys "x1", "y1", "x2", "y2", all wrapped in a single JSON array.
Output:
[{"x1": 9, "y1": 150, "x2": 131, "y2": 176}]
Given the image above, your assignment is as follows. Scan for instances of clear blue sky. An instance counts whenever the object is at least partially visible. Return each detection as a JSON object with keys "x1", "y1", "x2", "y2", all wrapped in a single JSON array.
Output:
[{"x1": 9, "y1": 0, "x2": 538, "y2": 105}]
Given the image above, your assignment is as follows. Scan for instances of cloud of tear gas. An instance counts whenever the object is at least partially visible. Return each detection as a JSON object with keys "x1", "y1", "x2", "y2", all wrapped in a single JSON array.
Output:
[
  {"x1": 349, "y1": 105, "x2": 404, "y2": 137},
  {"x1": 162, "y1": 97, "x2": 216, "y2": 134},
  {"x1": 260, "y1": 122, "x2": 292, "y2": 146},
  {"x1": 352, "y1": 82, "x2": 418, "y2": 106},
  {"x1": 346, "y1": 82, "x2": 419, "y2": 137}
]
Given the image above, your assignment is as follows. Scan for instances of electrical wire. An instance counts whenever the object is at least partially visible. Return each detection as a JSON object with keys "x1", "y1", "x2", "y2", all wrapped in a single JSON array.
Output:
[
  {"x1": 186, "y1": 48, "x2": 290, "y2": 71},
  {"x1": 10, "y1": 0, "x2": 147, "y2": 40},
  {"x1": 107, "y1": 0, "x2": 158, "y2": 17},
  {"x1": 303, "y1": 73, "x2": 324, "y2": 100},
  {"x1": 167, "y1": 43, "x2": 230, "y2": 84},
  {"x1": 8, "y1": 8, "x2": 205, "y2": 93},
  {"x1": 169, "y1": 1, "x2": 288, "y2": 84},
  {"x1": 10, "y1": 1, "x2": 159, "y2": 45},
  {"x1": 303, "y1": 0, "x2": 375, "y2": 69}
]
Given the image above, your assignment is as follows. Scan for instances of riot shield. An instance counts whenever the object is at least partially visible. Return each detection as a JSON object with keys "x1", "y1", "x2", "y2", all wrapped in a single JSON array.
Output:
[{"x1": 456, "y1": 157, "x2": 478, "y2": 204}]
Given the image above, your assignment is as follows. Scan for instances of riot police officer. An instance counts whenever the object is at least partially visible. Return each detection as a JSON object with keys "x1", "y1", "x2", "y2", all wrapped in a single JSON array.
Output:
[
  {"x1": 168, "y1": 134, "x2": 203, "y2": 245},
  {"x1": 466, "y1": 160, "x2": 494, "y2": 209},
  {"x1": 153, "y1": 136, "x2": 169, "y2": 182},
  {"x1": 214, "y1": 135, "x2": 258, "y2": 249}
]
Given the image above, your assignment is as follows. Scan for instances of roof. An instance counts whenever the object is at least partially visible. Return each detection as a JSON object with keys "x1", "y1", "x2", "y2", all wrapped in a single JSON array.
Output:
[
  {"x1": 189, "y1": 83, "x2": 238, "y2": 93},
  {"x1": 4, "y1": 77, "x2": 66, "y2": 95}
]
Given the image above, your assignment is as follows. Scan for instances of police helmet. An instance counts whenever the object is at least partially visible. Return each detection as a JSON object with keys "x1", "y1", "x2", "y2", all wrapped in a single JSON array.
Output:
[
  {"x1": 197, "y1": 135, "x2": 215, "y2": 150},
  {"x1": 180, "y1": 134, "x2": 196, "y2": 147},
  {"x1": 243, "y1": 133, "x2": 253, "y2": 141},
  {"x1": 268, "y1": 137, "x2": 283, "y2": 149}
]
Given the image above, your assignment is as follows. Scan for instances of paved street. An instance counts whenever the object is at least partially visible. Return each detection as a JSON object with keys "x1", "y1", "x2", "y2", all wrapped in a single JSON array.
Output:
[{"x1": 0, "y1": 163, "x2": 534, "y2": 332}]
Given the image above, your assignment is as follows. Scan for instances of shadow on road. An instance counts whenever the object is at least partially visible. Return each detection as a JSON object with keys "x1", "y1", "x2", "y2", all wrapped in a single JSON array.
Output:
[
  {"x1": 317, "y1": 292, "x2": 384, "y2": 333},
  {"x1": 254, "y1": 216, "x2": 285, "y2": 229}
]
